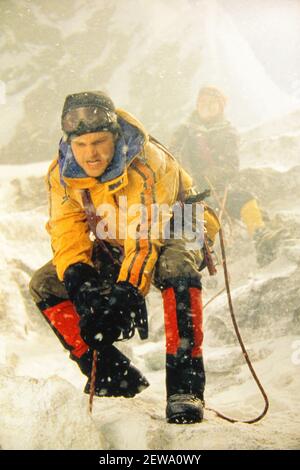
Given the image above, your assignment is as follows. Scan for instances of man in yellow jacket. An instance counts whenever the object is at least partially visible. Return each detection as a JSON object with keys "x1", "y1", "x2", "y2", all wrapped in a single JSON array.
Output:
[{"x1": 29, "y1": 91, "x2": 220, "y2": 424}]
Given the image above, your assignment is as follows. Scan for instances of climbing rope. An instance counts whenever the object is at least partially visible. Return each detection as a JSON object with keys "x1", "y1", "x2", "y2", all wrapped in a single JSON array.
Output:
[
  {"x1": 203, "y1": 286, "x2": 226, "y2": 309},
  {"x1": 89, "y1": 350, "x2": 98, "y2": 414},
  {"x1": 204, "y1": 227, "x2": 269, "y2": 424},
  {"x1": 204, "y1": 176, "x2": 233, "y2": 232}
]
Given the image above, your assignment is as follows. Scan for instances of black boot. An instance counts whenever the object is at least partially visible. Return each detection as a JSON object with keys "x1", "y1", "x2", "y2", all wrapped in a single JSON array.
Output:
[
  {"x1": 166, "y1": 354, "x2": 205, "y2": 399},
  {"x1": 77, "y1": 345, "x2": 150, "y2": 398},
  {"x1": 161, "y1": 278, "x2": 206, "y2": 424},
  {"x1": 166, "y1": 394, "x2": 204, "y2": 424},
  {"x1": 166, "y1": 354, "x2": 205, "y2": 423}
]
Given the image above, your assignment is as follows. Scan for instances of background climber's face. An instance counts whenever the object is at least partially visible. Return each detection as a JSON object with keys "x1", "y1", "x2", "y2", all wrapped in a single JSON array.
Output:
[
  {"x1": 197, "y1": 94, "x2": 223, "y2": 122},
  {"x1": 71, "y1": 131, "x2": 116, "y2": 177}
]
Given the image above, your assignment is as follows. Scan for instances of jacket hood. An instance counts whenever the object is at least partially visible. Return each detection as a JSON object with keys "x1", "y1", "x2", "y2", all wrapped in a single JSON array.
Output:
[{"x1": 58, "y1": 109, "x2": 148, "y2": 191}]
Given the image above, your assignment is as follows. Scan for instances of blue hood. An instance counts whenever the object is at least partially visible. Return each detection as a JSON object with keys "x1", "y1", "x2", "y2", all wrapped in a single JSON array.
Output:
[{"x1": 58, "y1": 116, "x2": 145, "y2": 186}]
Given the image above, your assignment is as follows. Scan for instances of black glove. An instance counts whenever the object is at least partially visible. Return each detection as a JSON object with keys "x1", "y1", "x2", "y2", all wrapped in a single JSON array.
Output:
[
  {"x1": 64, "y1": 263, "x2": 121, "y2": 348},
  {"x1": 109, "y1": 281, "x2": 148, "y2": 340},
  {"x1": 64, "y1": 263, "x2": 147, "y2": 349}
]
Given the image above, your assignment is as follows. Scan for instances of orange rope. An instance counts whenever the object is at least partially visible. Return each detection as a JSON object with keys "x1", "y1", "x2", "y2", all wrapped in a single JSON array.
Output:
[
  {"x1": 89, "y1": 350, "x2": 98, "y2": 414},
  {"x1": 204, "y1": 227, "x2": 269, "y2": 424}
]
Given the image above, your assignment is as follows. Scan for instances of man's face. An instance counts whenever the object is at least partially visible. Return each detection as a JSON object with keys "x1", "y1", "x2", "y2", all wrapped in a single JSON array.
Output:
[
  {"x1": 197, "y1": 95, "x2": 222, "y2": 122},
  {"x1": 71, "y1": 131, "x2": 116, "y2": 177}
]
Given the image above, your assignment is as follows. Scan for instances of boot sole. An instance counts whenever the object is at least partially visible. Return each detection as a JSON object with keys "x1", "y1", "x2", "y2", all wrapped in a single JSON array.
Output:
[{"x1": 167, "y1": 411, "x2": 203, "y2": 424}]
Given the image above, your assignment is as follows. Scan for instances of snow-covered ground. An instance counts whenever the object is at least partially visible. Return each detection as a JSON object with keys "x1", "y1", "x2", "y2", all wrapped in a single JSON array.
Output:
[
  {"x1": 1, "y1": 0, "x2": 299, "y2": 165},
  {"x1": 0, "y1": 161, "x2": 300, "y2": 450}
]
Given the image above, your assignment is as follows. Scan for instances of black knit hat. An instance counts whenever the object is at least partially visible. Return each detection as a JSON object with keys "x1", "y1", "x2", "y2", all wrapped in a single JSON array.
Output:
[{"x1": 61, "y1": 91, "x2": 119, "y2": 139}]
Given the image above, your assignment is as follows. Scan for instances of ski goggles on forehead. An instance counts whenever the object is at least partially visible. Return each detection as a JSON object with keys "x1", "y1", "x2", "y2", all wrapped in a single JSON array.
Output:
[{"x1": 61, "y1": 106, "x2": 118, "y2": 136}]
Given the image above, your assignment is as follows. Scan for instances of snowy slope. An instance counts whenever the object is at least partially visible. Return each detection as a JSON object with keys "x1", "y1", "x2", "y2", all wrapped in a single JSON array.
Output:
[
  {"x1": 1, "y1": 0, "x2": 299, "y2": 165},
  {"x1": 0, "y1": 161, "x2": 300, "y2": 450}
]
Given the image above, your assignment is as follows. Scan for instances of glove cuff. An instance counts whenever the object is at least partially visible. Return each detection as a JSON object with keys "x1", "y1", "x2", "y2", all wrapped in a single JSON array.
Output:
[{"x1": 64, "y1": 262, "x2": 100, "y2": 302}]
